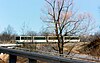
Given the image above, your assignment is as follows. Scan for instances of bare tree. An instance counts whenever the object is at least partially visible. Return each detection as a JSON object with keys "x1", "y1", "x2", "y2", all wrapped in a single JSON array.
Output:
[
  {"x1": 21, "y1": 22, "x2": 29, "y2": 36},
  {"x1": 4, "y1": 25, "x2": 15, "y2": 35},
  {"x1": 42, "y1": 0, "x2": 94, "y2": 54},
  {"x1": 0, "y1": 25, "x2": 16, "y2": 43},
  {"x1": 26, "y1": 31, "x2": 37, "y2": 36},
  {"x1": 39, "y1": 28, "x2": 51, "y2": 36}
]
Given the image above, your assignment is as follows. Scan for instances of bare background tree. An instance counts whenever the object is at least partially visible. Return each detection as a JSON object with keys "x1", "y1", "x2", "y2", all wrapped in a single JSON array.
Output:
[
  {"x1": 20, "y1": 22, "x2": 29, "y2": 36},
  {"x1": 0, "y1": 25, "x2": 16, "y2": 43},
  {"x1": 26, "y1": 31, "x2": 37, "y2": 36},
  {"x1": 41, "y1": 0, "x2": 94, "y2": 54},
  {"x1": 39, "y1": 27, "x2": 53, "y2": 36}
]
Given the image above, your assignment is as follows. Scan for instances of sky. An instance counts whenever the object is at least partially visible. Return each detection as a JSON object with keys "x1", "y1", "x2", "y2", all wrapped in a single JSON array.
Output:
[{"x1": 0, "y1": 0, "x2": 100, "y2": 35}]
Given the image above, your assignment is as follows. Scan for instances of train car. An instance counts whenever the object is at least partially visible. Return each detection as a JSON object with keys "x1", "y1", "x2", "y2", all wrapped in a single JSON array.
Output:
[
  {"x1": 16, "y1": 36, "x2": 33, "y2": 43},
  {"x1": 16, "y1": 36, "x2": 80, "y2": 43}
]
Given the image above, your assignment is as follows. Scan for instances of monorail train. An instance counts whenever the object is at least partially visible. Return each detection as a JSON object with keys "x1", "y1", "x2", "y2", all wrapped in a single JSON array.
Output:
[{"x1": 16, "y1": 36, "x2": 80, "y2": 43}]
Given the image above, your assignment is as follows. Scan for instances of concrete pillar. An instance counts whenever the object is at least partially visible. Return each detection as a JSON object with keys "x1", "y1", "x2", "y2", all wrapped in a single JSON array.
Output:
[
  {"x1": 9, "y1": 54, "x2": 17, "y2": 63},
  {"x1": 29, "y1": 58, "x2": 37, "y2": 63}
]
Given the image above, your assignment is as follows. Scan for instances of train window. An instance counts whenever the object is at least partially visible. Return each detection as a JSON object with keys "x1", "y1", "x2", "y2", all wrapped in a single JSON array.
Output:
[
  {"x1": 65, "y1": 37, "x2": 71, "y2": 39},
  {"x1": 65, "y1": 36, "x2": 79, "y2": 40},
  {"x1": 25, "y1": 37, "x2": 32, "y2": 40},
  {"x1": 70, "y1": 37, "x2": 79, "y2": 40},
  {"x1": 27, "y1": 37, "x2": 32, "y2": 40},
  {"x1": 16, "y1": 37, "x2": 20, "y2": 40},
  {"x1": 49, "y1": 37, "x2": 57, "y2": 40},
  {"x1": 21, "y1": 37, "x2": 32, "y2": 40},
  {"x1": 21, "y1": 37, "x2": 25, "y2": 40},
  {"x1": 34, "y1": 37, "x2": 45, "y2": 40}
]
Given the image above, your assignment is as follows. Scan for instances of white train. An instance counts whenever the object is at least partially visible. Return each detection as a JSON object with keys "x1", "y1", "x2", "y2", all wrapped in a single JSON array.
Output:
[{"x1": 16, "y1": 36, "x2": 80, "y2": 43}]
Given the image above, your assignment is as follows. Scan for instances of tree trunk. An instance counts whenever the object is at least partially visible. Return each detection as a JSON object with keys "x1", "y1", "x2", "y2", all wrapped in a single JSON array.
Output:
[
  {"x1": 55, "y1": 23, "x2": 61, "y2": 54},
  {"x1": 60, "y1": 35, "x2": 64, "y2": 54},
  {"x1": 55, "y1": 22, "x2": 64, "y2": 54}
]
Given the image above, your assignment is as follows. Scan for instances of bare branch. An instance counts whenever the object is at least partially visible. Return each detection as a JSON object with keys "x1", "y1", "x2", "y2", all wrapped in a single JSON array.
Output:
[
  {"x1": 57, "y1": 0, "x2": 64, "y2": 32},
  {"x1": 61, "y1": 2, "x2": 73, "y2": 27},
  {"x1": 42, "y1": 0, "x2": 94, "y2": 54},
  {"x1": 45, "y1": 0, "x2": 54, "y2": 9}
]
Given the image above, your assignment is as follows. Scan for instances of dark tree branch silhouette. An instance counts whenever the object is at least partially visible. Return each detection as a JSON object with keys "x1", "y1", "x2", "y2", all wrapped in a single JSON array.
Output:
[{"x1": 42, "y1": 0, "x2": 94, "y2": 54}]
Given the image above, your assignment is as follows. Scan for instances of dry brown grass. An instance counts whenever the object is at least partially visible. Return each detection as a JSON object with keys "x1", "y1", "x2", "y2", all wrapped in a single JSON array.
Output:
[
  {"x1": 64, "y1": 42, "x2": 90, "y2": 53},
  {"x1": 79, "y1": 38, "x2": 100, "y2": 58},
  {"x1": 20, "y1": 43, "x2": 59, "y2": 52}
]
